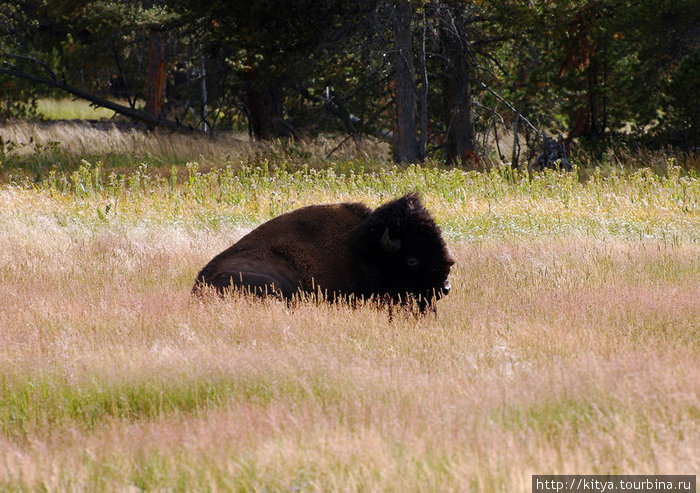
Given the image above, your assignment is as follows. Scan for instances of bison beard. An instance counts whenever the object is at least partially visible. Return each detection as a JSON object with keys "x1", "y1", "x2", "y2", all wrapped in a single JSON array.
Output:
[{"x1": 192, "y1": 193, "x2": 454, "y2": 310}]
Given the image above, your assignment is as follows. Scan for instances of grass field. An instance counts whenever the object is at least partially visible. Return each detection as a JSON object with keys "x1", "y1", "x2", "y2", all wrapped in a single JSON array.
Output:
[
  {"x1": 0, "y1": 119, "x2": 391, "y2": 179},
  {"x1": 0, "y1": 131, "x2": 699, "y2": 491},
  {"x1": 34, "y1": 98, "x2": 121, "y2": 121}
]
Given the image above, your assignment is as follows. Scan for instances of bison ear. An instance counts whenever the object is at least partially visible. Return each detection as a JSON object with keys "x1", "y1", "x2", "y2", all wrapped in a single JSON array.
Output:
[{"x1": 380, "y1": 226, "x2": 401, "y2": 252}]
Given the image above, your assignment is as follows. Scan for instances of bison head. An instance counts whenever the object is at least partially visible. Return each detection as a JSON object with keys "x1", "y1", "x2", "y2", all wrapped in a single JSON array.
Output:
[{"x1": 352, "y1": 193, "x2": 454, "y2": 308}]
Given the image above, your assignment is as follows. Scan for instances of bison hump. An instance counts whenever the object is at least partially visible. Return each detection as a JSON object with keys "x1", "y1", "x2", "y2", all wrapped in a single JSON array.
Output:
[{"x1": 227, "y1": 202, "x2": 370, "y2": 292}]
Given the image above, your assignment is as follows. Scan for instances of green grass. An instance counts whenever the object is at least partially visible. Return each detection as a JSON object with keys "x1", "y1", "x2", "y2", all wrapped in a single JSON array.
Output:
[
  {"x1": 35, "y1": 97, "x2": 120, "y2": 120},
  {"x1": 17, "y1": 158, "x2": 699, "y2": 243}
]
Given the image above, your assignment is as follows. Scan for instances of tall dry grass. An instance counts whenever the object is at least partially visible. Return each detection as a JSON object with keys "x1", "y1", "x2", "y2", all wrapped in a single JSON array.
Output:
[
  {"x1": 0, "y1": 162, "x2": 698, "y2": 491},
  {"x1": 0, "y1": 120, "x2": 391, "y2": 181}
]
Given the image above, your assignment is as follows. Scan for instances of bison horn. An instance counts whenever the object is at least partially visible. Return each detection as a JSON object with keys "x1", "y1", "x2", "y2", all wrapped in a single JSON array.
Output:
[{"x1": 380, "y1": 227, "x2": 401, "y2": 252}]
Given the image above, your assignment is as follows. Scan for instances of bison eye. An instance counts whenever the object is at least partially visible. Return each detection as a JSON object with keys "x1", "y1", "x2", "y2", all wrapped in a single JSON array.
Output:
[{"x1": 406, "y1": 257, "x2": 420, "y2": 268}]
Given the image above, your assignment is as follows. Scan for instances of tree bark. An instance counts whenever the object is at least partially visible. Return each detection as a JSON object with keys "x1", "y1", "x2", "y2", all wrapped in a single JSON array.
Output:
[
  {"x1": 587, "y1": 48, "x2": 607, "y2": 158},
  {"x1": 246, "y1": 69, "x2": 287, "y2": 140},
  {"x1": 418, "y1": 8, "x2": 429, "y2": 161},
  {"x1": 512, "y1": 112, "x2": 520, "y2": 168},
  {"x1": 391, "y1": 0, "x2": 420, "y2": 163},
  {"x1": 145, "y1": 31, "x2": 167, "y2": 116},
  {"x1": 200, "y1": 50, "x2": 209, "y2": 133},
  {"x1": 441, "y1": 14, "x2": 476, "y2": 167}
]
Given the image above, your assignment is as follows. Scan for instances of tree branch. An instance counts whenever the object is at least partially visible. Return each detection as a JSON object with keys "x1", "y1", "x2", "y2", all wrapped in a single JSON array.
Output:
[
  {"x1": 478, "y1": 81, "x2": 541, "y2": 135},
  {"x1": 0, "y1": 59, "x2": 198, "y2": 133},
  {"x1": 3, "y1": 52, "x2": 58, "y2": 82}
]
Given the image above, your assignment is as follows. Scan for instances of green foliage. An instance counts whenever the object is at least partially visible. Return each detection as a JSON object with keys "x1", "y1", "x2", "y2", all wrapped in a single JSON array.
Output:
[
  {"x1": 0, "y1": 83, "x2": 40, "y2": 119},
  {"x1": 662, "y1": 48, "x2": 700, "y2": 149},
  {"x1": 478, "y1": 0, "x2": 700, "y2": 156}
]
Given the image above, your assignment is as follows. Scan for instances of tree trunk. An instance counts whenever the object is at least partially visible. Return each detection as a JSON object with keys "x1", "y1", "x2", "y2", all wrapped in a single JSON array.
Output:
[
  {"x1": 512, "y1": 112, "x2": 520, "y2": 168},
  {"x1": 588, "y1": 54, "x2": 600, "y2": 140},
  {"x1": 246, "y1": 69, "x2": 287, "y2": 140},
  {"x1": 418, "y1": 8, "x2": 429, "y2": 161},
  {"x1": 145, "y1": 31, "x2": 166, "y2": 116},
  {"x1": 587, "y1": 47, "x2": 607, "y2": 158},
  {"x1": 200, "y1": 50, "x2": 209, "y2": 133},
  {"x1": 391, "y1": 0, "x2": 420, "y2": 163},
  {"x1": 441, "y1": 19, "x2": 475, "y2": 167}
]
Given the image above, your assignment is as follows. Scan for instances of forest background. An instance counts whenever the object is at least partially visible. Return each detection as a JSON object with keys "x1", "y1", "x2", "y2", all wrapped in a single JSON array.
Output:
[{"x1": 1, "y1": 0, "x2": 699, "y2": 169}]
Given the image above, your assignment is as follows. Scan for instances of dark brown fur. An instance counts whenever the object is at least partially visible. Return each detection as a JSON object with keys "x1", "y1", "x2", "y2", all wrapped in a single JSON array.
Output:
[{"x1": 193, "y1": 194, "x2": 454, "y2": 309}]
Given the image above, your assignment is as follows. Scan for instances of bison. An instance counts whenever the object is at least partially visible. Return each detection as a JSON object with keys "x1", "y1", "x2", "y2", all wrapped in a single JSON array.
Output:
[{"x1": 193, "y1": 193, "x2": 454, "y2": 310}]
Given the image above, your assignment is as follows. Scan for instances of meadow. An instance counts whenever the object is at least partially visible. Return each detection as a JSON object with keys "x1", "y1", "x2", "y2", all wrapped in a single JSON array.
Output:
[
  {"x1": 0, "y1": 124, "x2": 699, "y2": 491},
  {"x1": 34, "y1": 98, "x2": 121, "y2": 121}
]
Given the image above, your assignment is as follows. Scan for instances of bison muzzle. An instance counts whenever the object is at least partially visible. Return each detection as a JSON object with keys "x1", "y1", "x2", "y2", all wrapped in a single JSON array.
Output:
[{"x1": 193, "y1": 193, "x2": 454, "y2": 310}]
